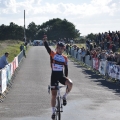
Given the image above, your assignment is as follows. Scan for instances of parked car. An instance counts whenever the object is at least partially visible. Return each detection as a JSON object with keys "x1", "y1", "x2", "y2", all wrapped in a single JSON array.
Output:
[{"x1": 33, "y1": 40, "x2": 43, "y2": 46}]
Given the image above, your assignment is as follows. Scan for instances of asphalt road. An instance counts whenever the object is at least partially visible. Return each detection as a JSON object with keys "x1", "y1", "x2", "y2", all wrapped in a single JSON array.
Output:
[{"x1": 0, "y1": 46, "x2": 120, "y2": 120}]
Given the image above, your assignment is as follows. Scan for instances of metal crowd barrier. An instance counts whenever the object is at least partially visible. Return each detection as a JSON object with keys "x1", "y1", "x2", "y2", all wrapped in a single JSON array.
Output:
[
  {"x1": 0, "y1": 50, "x2": 24, "y2": 102},
  {"x1": 18, "y1": 51, "x2": 23, "y2": 64},
  {"x1": 69, "y1": 49, "x2": 120, "y2": 82}
]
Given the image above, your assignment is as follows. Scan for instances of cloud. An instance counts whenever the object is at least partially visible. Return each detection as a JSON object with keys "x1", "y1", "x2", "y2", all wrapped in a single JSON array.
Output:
[
  {"x1": 0, "y1": 0, "x2": 120, "y2": 35},
  {"x1": 91, "y1": 0, "x2": 112, "y2": 6},
  {"x1": 0, "y1": 0, "x2": 119, "y2": 15}
]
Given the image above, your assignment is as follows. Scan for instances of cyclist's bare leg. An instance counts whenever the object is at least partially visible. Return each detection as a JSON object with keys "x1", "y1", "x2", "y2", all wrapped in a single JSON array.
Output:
[
  {"x1": 62, "y1": 78, "x2": 73, "y2": 106},
  {"x1": 51, "y1": 90, "x2": 57, "y2": 113},
  {"x1": 65, "y1": 78, "x2": 73, "y2": 93}
]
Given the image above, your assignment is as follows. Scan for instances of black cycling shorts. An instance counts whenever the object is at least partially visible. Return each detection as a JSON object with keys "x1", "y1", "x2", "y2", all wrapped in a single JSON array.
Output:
[{"x1": 51, "y1": 75, "x2": 68, "y2": 86}]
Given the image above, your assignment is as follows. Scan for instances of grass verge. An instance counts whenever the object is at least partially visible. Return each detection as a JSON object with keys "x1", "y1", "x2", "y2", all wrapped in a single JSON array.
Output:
[{"x1": 0, "y1": 40, "x2": 24, "y2": 62}]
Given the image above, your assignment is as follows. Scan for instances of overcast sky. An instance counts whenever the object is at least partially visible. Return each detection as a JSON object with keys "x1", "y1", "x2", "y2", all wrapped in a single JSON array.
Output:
[{"x1": 0, "y1": 0, "x2": 120, "y2": 35}]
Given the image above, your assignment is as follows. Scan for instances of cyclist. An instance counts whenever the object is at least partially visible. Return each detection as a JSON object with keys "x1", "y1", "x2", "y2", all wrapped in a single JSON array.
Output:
[{"x1": 43, "y1": 36, "x2": 73, "y2": 119}]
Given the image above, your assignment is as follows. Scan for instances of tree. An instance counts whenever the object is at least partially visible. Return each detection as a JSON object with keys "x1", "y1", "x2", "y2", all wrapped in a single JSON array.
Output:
[
  {"x1": 35, "y1": 18, "x2": 80, "y2": 40},
  {"x1": 86, "y1": 33, "x2": 96, "y2": 41},
  {"x1": 0, "y1": 18, "x2": 80, "y2": 41},
  {"x1": 0, "y1": 22, "x2": 24, "y2": 40},
  {"x1": 26, "y1": 22, "x2": 37, "y2": 40}
]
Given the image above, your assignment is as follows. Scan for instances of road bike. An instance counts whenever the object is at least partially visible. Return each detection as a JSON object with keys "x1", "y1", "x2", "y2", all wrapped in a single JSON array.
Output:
[{"x1": 48, "y1": 84, "x2": 66, "y2": 120}]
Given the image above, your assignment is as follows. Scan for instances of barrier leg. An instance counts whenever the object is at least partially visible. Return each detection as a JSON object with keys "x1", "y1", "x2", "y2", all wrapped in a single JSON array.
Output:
[
  {"x1": 7, "y1": 83, "x2": 12, "y2": 88},
  {"x1": 7, "y1": 87, "x2": 11, "y2": 91},
  {"x1": 8, "y1": 81, "x2": 12, "y2": 85},
  {"x1": 5, "y1": 89, "x2": 9, "y2": 94},
  {"x1": 1, "y1": 93, "x2": 6, "y2": 98},
  {"x1": 0, "y1": 98, "x2": 3, "y2": 102}
]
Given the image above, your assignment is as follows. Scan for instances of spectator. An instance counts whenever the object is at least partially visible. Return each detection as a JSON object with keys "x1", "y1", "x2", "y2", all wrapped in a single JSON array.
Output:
[
  {"x1": 116, "y1": 54, "x2": 120, "y2": 65},
  {"x1": 76, "y1": 47, "x2": 79, "y2": 58},
  {"x1": 93, "y1": 42, "x2": 97, "y2": 48},
  {"x1": 109, "y1": 42, "x2": 113, "y2": 51},
  {"x1": 100, "y1": 41, "x2": 104, "y2": 50},
  {"x1": 109, "y1": 30, "x2": 112, "y2": 37},
  {"x1": 78, "y1": 47, "x2": 81, "y2": 53},
  {"x1": 66, "y1": 44, "x2": 69, "y2": 55},
  {"x1": 100, "y1": 51, "x2": 106, "y2": 60},
  {"x1": 91, "y1": 49, "x2": 97, "y2": 58},
  {"x1": 0, "y1": 52, "x2": 9, "y2": 69},
  {"x1": 90, "y1": 43, "x2": 93, "y2": 51},
  {"x1": 106, "y1": 33, "x2": 111, "y2": 42},
  {"x1": 104, "y1": 39, "x2": 107, "y2": 50},
  {"x1": 86, "y1": 49, "x2": 91, "y2": 60},
  {"x1": 107, "y1": 41, "x2": 110, "y2": 50},
  {"x1": 74, "y1": 46, "x2": 77, "y2": 58},
  {"x1": 118, "y1": 31, "x2": 120, "y2": 47},
  {"x1": 114, "y1": 34, "x2": 119, "y2": 48},
  {"x1": 106, "y1": 51, "x2": 116, "y2": 62},
  {"x1": 112, "y1": 44, "x2": 116, "y2": 53},
  {"x1": 86, "y1": 40, "x2": 90, "y2": 49},
  {"x1": 114, "y1": 52, "x2": 118, "y2": 62},
  {"x1": 20, "y1": 44, "x2": 23, "y2": 51},
  {"x1": 98, "y1": 33, "x2": 102, "y2": 43},
  {"x1": 69, "y1": 44, "x2": 72, "y2": 55},
  {"x1": 81, "y1": 48, "x2": 86, "y2": 63},
  {"x1": 86, "y1": 49, "x2": 90, "y2": 55}
]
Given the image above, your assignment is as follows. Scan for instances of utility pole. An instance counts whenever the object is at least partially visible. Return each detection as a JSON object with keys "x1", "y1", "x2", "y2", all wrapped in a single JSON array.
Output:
[{"x1": 24, "y1": 10, "x2": 26, "y2": 42}]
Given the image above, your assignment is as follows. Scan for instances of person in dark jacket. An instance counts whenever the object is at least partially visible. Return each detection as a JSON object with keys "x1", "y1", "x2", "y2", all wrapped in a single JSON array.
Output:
[
  {"x1": 66, "y1": 44, "x2": 69, "y2": 55},
  {"x1": 20, "y1": 44, "x2": 23, "y2": 51},
  {"x1": 0, "y1": 52, "x2": 9, "y2": 69}
]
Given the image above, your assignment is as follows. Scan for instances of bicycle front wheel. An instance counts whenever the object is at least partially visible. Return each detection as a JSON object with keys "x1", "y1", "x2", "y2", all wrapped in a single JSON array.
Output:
[{"x1": 56, "y1": 97, "x2": 61, "y2": 120}]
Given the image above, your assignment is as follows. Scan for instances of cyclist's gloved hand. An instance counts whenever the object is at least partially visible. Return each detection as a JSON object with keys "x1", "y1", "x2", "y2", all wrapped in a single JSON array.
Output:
[{"x1": 43, "y1": 35, "x2": 47, "y2": 42}]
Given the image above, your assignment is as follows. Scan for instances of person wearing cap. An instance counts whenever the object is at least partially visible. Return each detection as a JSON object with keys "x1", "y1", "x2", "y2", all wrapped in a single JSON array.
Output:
[{"x1": 0, "y1": 52, "x2": 9, "y2": 69}]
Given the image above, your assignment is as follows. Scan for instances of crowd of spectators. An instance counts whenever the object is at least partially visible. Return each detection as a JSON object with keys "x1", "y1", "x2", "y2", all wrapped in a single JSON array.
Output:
[
  {"x1": 95, "y1": 31, "x2": 120, "y2": 50},
  {"x1": 66, "y1": 31, "x2": 120, "y2": 65}
]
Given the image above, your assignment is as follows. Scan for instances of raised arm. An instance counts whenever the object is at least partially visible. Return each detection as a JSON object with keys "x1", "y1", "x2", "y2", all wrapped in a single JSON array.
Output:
[{"x1": 43, "y1": 36, "x2": 51, "y2": 55}]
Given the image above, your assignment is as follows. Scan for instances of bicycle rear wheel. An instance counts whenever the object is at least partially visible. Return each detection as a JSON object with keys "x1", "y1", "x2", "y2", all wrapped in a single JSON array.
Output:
[{"x1": 55, "y1": 97, "x2": 61, "y2": 120}]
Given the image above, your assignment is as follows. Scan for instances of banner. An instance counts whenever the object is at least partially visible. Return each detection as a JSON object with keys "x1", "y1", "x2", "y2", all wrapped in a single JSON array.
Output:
[
  {"x1": 108, "y1": 62, "x2": 120, "y2": 80},
  {"x1": 6, "y1": 64, "x2": 11, "y2": 84},
  {"x1": 93, "y1": 58, "x2": 99, "y2": 70},
  {"x1": 13, "y1": 58, "x2": 16, "y2": 72},
  {"x1": 15, "y1": 56, "x2": 18, "y2": 68},
  {"x1": 10, "y1": 62, "x2": 14, "y2": 76},
  {"x1": 85, "y1": 55, "x2": 93, "y2": 67},
  {"x1": 0, "y1": 70, "x2": 1, "y2": 93},
  {"x1": 99, "y1": 60, "x2": 107, "y2": 75},
  {"x1": 71, "y1": 49, "x2": 74, "y2": 57},
  {"x1": 74, "y1": 50, "x2": 77, "y2": 59},
  {"x1": 0, "y1": 68, "x2": 7, "y2": 93},
  {"x1": 18, "y1": 51, "x2": 23, "y2": 64},
  {"x1": 77, "y1": 53, "x2": 81, "y2": 61}
]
